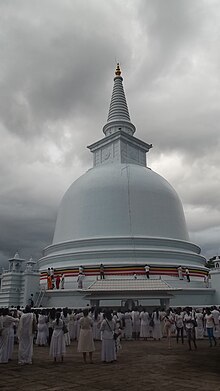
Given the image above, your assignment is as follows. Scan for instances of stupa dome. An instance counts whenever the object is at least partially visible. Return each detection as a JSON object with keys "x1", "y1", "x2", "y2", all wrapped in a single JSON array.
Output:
[{"x1": 53, "y1": 163, "x2": 189, "y2": 244}]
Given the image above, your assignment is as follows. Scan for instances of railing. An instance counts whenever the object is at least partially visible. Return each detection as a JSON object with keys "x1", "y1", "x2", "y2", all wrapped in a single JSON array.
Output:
[{"x1": 34, "y1": 287, "x2": 46, "y2": 307}]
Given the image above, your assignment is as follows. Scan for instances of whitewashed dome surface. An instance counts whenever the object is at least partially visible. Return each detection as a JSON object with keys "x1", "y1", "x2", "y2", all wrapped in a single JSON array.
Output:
[{"x1": 53, "y1": 163, "x2": 189, "y2": 244}]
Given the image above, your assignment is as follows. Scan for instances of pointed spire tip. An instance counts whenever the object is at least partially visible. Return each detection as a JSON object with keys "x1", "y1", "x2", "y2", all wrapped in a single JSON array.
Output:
[{"x1": 115, "y1": 62, "x2": 121, "y2": 76}]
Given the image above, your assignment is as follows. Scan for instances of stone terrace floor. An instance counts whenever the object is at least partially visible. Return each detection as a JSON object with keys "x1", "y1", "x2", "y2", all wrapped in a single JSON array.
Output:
[{"x1": 1, "y1": 339, "x2": 220, "y2": 391}]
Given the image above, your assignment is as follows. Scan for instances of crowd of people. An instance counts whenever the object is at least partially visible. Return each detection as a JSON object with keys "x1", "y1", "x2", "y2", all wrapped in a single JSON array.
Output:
[{"x1": 0, "y1": 305, "x2": 220, "y2": 365}]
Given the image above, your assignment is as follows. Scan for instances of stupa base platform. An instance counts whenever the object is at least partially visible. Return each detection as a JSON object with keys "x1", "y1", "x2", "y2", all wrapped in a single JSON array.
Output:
[{"x1": 38, "y1": 277, "x2": 215, "y2": 309}]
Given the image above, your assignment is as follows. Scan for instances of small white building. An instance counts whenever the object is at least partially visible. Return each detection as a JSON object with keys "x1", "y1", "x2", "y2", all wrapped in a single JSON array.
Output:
[
  {"x1": 0, "y1": 252, "x2": 40, "y2": 308},
  {"x1": 209, "y1": 257, "x2": 220, "y2": 305}
]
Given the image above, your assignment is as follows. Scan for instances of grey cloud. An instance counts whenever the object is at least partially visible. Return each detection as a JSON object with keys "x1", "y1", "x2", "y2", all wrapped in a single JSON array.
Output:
[
  {"x1": 0, "y1": 0, "x2": 220, "y2": 268},
  {"x1": 0, "y1": 0, "x2": 131, "y2": 139}
]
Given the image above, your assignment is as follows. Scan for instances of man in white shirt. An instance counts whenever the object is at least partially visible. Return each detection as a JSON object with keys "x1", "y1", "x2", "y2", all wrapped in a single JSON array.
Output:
[
  {"x1": 211, "y1": 306, "x2": 220, "y2": 339},
  {"x1": 185, "y1": 268, "x2": 190, "y2": 282},
  {"x1": 77, "y1": 273, "x2": 84, "y2": 289},
  {"x1": 79, "y1": 265, "x2": 84, "y2": 274},
  {"x1": 204, "y1": 274, "x2": 209, "y2": 288},
  {"x1": 145, "y1": 265, "x2": 150, "y2": 279},
  {"x1": 205, "y1": 308, "x2": 217, "y2": 347},
  {"x1": 61, "y1": 274, "x2": 65, "y2": 289},
  {"x1": 177, "y1": 266, "x2": 183, "y2": 280},
  {"x1": 183, "y1": 308, "x2": 197, "y2": 350}
]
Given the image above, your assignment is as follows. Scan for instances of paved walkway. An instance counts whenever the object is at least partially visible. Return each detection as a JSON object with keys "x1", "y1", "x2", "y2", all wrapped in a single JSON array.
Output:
[{"x1": 1, "y1": 339, "x2": 220, "y2": 391}]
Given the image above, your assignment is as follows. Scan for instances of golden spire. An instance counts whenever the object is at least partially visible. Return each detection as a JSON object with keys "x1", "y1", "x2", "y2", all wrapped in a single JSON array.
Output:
[{"x1": 115, "y1": 62, "x2": 121, "y2": 76}]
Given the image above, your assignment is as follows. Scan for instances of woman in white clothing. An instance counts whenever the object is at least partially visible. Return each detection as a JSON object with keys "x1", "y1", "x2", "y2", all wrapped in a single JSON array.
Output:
[
  {"x1": 124, "y1": 311, "x2": 133, "y2": 340},
  {"x1": 195, "y1": 309, "x2": 204, "y2": 340},
  {"x1": 76, "y1": 310, "x2": 83, "y2": 341},
  {"x1": 92, "y1": 309, "x2": 101, "y2": 341},
  {"x1": 152, "y1": 309, "x2": 162, "y2": 340},
  {"x1": 160, "y1": 309, "x2": 167, "y2": 337},
  {"x1": 132, "y1": 308, "x2": 140, "y2": 340},
  {"x1": 77, "y1": 309, "x2": 95, "y2": 363},
  {"x1": 18, "y1": 306, "x2": 37, "y2": 365},
  {"x1": 49, "y1": 312, "x2": 66, "y2": 362},
  {"x1": 211, "y1": 307, "x2": 220, "y2": 339},
  {"x1": 100, "y1": 311, "x2": 116, "y2": 363},
  {"x1": 162, "y1": 309, "x2": 175, "y2": 348},
  {"x1": 140, "y1": 309, "x2": 150, "y2": 340},
  {"x1": 36, "y1": 310, "x2": 48, "y2": 346},
  {"x1": 61, "y1": 308, "x2": 70, "y2": 346},
  {"x1": 7, "y1": 322, "x2": 15, "y2": 360},
  {"x1": 0, "y1": 308, "x2": 19, "y2": 364},
  {"x1": 47, "y1": 308, "x2": 56, "y2": 346},
  {"x1": 69, "y1": 310, "x2": 76, "y2": 341},
  {"x1": 174, "y1": 308, "x2": 184, "y2": 344}
]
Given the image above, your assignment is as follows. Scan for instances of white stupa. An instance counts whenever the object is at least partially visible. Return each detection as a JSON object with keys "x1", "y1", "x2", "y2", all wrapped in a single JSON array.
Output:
[{"x1": 38, "y1": 64, "x2": 213, "y2": 309}]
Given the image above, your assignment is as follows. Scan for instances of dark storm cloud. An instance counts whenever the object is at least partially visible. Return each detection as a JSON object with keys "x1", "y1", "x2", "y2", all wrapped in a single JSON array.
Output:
[
  {"x1": 0, "y1": 0, "x2": 132, "y2": 140},
  {"x1": 128, "y1": 0, "x2": 220, "y2": 157},
  {"x1": 0, "y1": 0, "x2": 220, "y2": 267}
]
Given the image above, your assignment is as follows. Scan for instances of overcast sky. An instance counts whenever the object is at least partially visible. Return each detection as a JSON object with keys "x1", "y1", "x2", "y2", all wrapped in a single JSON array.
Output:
[{"x1": 0, "y1": 0, "x2": 220, "y2": 268}]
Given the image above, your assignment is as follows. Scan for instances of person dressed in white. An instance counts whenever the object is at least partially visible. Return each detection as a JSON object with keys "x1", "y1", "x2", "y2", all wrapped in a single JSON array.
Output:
[
  {"x1": 177, "y1": 266, "x2": 183, "y2": 280},
  {"x1": 18, "y1": 306, "x2": 37, "y2": 365},
  {"x1": 0, "y1": 308, "x2": 19, "y2": 364},
  {"x1": 195, "y1": 309, "x2": 204, "y2": 340},
  {"x1": 211, "y1": 306, "x2": 220, "y2": 339},
  {"x1": 79, "y1": 265, "x2": 84, "y2": 274},
  {"x1": 152, "y1": 309, "x2": 162, "y2": 340},
  {"x1": 92, "y1": 309, "x2": 101, "y2": 341},
  {"x1": 160, "y1": 308, "x2": 167, "y2": 337},
  {"x1": 49, "y1": 312, "x2": 66, "y2": 362},
  {"x1": 112, "y1": 311, "x2": 118, "y2": 324},
  {"x1": 36, "y1": 309, "x2": 48, "y2": 346},
  {"x1": 185, "y1": 268, "x2": 190, "y2": 282},
  {"x1": 60, "y1": 274, "x2": 65, "y2": 289},
  {"x1": 204, "y1": 274, "x2": 209, "y2": 288},
  {"x1": 162, "y1": 309, "x2": 175, "y2": 348},
  {"x1": 77, "y1": 273, "x2": 85, "y2": 289},
  {"x1": 61, "y1": 308, "x2": 70, "y2": 346},
  {"x1": 174, "y1": 308, "x2": 184, "y2": 344},
  {"x1": 124, "y1": 310, "x2": 133, "y2": 340},
  {"x1": 183, "y1": 307, "x2": 197, "y2": 351},
  {"x1": 116, "y1": 309, "x2": 124, "y2": 339},
  {"x1": 69, "y1": 310, "x2": 76, "y2": 341},
  {"x1": 145, "y1": 265, "x2": 150, "y2": 279},
  {"x1": 140, "y1": 308, "x2": 150, "y2": 340},
  {"x1": 115, "y1": 320, "x2": 122, "y2": 353},
  {"x1": 76, "y1": 310, "x2": 83, "y2": 341},
  {"x1": 77, "y1": 309, "x2": 95, "y2": 364},
  {"x1": 205, "y1": 308, "x2": 216, "y2": 347},
  {"x1": 100, "y1": 311, "x2": 116, "y2": 363},
  {"x1": 132, "y1": 308, "x2": 140, "y2": 340},
  {"x1": 47, "y1": 308, "x2": 56, "y2": 346},
  {"x1": 73, "y1": 310, "x2": 78, "y2": 340},
  {"x1": 8, "y1": 321, "x2": 16, "y2": 361}
]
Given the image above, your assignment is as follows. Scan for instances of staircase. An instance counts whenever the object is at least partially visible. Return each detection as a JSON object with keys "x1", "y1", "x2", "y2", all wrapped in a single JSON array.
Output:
[{"x1": 35, "y1": 287, "x2": 46, "y2": 307}]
